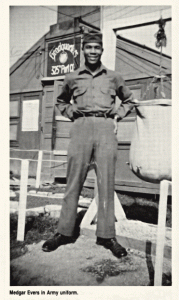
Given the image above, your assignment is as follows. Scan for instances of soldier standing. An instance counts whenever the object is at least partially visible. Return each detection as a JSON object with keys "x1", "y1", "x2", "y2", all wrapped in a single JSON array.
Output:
[{"x1": 42, "y1": 31, "x2": 134, "y2": 258}]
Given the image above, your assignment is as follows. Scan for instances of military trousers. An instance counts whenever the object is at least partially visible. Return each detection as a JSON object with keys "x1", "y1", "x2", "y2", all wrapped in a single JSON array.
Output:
[{"x1": 57, "y1": 116, "x2": 118, "y2": 238}]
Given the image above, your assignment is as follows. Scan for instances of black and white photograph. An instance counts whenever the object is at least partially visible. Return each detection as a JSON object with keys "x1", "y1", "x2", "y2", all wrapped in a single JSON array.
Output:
[{"x1": 4, "y1": 2, "x2": 178, "y2": 299}]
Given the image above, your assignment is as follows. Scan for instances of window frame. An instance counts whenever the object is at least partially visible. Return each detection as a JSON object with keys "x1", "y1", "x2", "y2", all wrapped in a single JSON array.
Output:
[{"x1": 10, "y1": 95, "x2": 20, "y2": 146}]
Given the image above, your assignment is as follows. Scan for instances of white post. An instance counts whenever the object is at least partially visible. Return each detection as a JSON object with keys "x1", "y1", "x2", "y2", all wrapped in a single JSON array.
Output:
[
  {"x1": 93, "y1": 176, "x2": 99, "y2": 223},
  {"x1": 100, "y1": 6, "x2": 104, "y2": 33},
  {"x1": 154, "y1": 180, "x2": 170, "y2": 286},
  {"x1": 102, "y1": 17, "x2": 116, "y2": 70},
  {"x1": 36, "y1": 150, "x2": 43, "y2": 188},
  {"x1": 94, "y1": 176, "x2": 98, "y2": 202},
  {"x1": 81, "y1": 177, "x2": 127, "y2": 228},
  {"x1": 81, "y1": 176, "x2": 98, "y2": 228},
  {"x1": 17, "y1": 159, "x2": 29, "y2": 241}
]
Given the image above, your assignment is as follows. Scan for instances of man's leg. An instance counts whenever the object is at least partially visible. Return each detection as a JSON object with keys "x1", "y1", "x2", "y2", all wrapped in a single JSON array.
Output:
[
  {"x1": 94, "y1": 118, "x2": 127, "y2": 258},
  {"x1": 42, "y1": 117, "x2": 94, "y2": 251},
  {"x1": 57, "y1": 124, "x2": 94, "y2": 236},
  {"x1": 94, "y1": 118, "x2": 117, "y2": 238}
]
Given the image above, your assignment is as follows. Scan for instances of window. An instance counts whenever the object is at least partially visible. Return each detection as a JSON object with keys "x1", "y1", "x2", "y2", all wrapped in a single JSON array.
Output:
[
  {"x1": 10, "y1": 100, "x2": 19, "y2": 117},
  {"x1": 10, "y1": 123, "x2": 18, "y2": 140},
  {"x1": 10, "y1": 96, "x2": 20, "y2": 145}
]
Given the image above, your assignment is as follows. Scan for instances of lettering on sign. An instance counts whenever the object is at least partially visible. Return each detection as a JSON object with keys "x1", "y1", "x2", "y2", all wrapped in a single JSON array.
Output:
[
  {"x1": 47, "y1": 37, "x2": 81, "y2": 77},
  {"x1": 51, "y1": 64, "x2": 74, "y2": 75}
]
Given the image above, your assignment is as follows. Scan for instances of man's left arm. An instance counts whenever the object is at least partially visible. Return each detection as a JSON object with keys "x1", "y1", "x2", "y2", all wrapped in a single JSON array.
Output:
[{"x1": 115, "y1": 75, "x2": 134, "y2": 121}]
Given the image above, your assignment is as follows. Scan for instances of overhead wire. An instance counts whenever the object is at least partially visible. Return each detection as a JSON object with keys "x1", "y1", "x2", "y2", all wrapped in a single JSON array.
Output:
[
  {"x1": 10, "y1": 46, "x2": 41, "y2": 75},
  {"x1": 112, "y1": 6, "x2": 142, "y2": 21},
  {"x1": 11, "y1": 43, "x2": 46, "y2": 84},
  {"x1": 10, "y1": 35, "x2": 47, "y2": 70},
  {"x1": 95, "y1": 6, "x2": 170, "y2": 23},
  {"x1": 113, "y1": 6, "x2": 171, "y2": 22},
  {"x1": 9, "y1": 6, "x2": 139, "y2": 64},
  {"x1": 40, "y1": 6, "x2": 75, "y2": 19},
  {"x1": 101, "y1": 6, "x2": 130, "y2": 20},
  {"x1": 80, "y1": 8, "x2": 100, "y2": 18},
  {"x1": 10, "y1": 39, "x2": 83, "y2": 61},
  {"x1": 10, "y1": 6, "x2": 70, "y2": 65},
  {"x1": 88, "y1": 6, "x2": 140, "y2": 24},
  {"x1": 11, "y1": 6, "x2": 171, "y2": 76},
  {"x1": 10, "y1": 51, "x2": 44, "y2": 79},
  {"x1": 41, "y1": 5, "x2": 100, "y2": 20},
  {"x1": 10, "y1": 37, "x2": 83, "y2": 77}
]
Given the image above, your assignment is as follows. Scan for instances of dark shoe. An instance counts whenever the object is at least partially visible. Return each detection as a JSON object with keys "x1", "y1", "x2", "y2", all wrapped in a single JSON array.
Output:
[
  {"x1": 96, "y1": 237, "x2": 127, "y2": 258},
  {"x1": 42, "y1": 233, "x2": 75, "y2": 252}
]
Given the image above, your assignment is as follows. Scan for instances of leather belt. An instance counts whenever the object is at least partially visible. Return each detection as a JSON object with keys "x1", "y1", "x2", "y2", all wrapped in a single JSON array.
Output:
[{"x1": 74, "y1": 112, "x2": 113, "y2": 119}]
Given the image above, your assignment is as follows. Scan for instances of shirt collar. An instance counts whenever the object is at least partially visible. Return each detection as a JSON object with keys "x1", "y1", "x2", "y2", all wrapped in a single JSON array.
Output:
[{"x1": 78, "y1": 63, "x2": 107, "y2": 75}]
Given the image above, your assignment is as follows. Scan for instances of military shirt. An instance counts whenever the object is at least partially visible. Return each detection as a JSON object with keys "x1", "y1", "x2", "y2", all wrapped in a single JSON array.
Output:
[{"x1": 56, "y1": 63, "x2": 134, "y2": 121}]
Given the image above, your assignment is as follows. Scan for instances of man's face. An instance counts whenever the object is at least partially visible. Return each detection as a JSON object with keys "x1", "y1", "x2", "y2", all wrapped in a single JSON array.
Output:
[{"x1": 83, "y1": 42, "x2": 103, "y2": 65}]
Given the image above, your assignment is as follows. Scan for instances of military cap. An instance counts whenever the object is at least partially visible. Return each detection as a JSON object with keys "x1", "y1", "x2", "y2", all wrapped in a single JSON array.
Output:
[{"x1": 82, "y1": 31, "x2": 103, "y2": 46}]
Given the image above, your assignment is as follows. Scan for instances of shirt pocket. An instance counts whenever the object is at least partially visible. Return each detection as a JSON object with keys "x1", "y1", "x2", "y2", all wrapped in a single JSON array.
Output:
[
  {"x1": 100, "y1": 88, "x2": 116, "y2": 107},
  {"x1": 101, "y1": 87, "x2": 116, "y2": 97}
]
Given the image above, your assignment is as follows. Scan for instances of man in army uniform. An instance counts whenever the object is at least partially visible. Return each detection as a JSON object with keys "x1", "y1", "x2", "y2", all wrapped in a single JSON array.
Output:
[{"x1": 42, "y1": 31, "x2": 134, "y2": 258}]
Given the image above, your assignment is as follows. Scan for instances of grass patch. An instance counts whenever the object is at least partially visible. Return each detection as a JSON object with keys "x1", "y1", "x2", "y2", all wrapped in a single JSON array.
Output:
[
  {"x1": 10, "y1": 209, "x2": 86, "y2": 261},
  {"x1": 116, "y1": 191, "x2": 172, "y2": 227},
  {"x1": 81, "y1": 257, "x2": 137, "y2": 283},
  {"x1": 10, "y1": 214, "x2": 59, "y2": 260}
]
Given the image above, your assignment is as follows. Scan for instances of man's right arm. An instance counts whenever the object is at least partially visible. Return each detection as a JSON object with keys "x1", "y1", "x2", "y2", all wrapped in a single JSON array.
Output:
[{"x1": 56, "y1": 75, "x2": 74, "y2": 121}]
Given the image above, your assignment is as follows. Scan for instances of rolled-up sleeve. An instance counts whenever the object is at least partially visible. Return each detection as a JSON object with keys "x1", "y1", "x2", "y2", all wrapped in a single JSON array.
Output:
[
  {"x1": 115, "y1": 75, "x2": 134, "y2": 120},
  {"x1": 56, "y1": 75, "x2": 74, "y2": 121}
]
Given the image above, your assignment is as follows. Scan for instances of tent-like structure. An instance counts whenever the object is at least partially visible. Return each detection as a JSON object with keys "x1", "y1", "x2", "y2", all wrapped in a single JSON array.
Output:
[{"x1": 10, "y1": 6, "x2": 171, "y2": 194}]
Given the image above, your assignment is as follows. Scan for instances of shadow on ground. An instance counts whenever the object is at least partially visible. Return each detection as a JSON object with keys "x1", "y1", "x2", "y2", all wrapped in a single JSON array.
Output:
[{"x1": 145, "y1": 241, "x2": 172, "y2": 286}]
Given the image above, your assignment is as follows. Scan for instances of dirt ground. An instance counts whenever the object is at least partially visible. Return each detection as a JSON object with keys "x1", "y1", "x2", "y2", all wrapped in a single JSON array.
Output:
[
  {"x1": 10, "y1": 183, "x2": 172, "y2": 287},
  {"x1": 10, "y1": 233, "x2": 171, "y2": 286}
]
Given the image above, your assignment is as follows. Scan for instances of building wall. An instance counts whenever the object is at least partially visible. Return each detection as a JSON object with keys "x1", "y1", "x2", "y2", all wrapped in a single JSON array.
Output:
[
  {"x1": 57, "y1": 6, "x2": 100, "y2": 28},
  {"x1": 10, "y1": 91, "x2": 43, "y2": 176},
  {"x1": 10, "y1": 35, "x2": 46, "y2": 94},
  {"x1": 10, "y1": 7, "x2": 172, "y2": 194}
]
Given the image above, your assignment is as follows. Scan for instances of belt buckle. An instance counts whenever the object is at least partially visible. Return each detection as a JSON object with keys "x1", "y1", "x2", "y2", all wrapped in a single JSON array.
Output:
[{"x1": 94, "y1": 112, "x2": 107, "y2": 118}]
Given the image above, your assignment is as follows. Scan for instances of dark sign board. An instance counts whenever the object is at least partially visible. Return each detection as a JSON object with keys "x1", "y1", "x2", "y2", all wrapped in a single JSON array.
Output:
[{"x1": 47, "y1": 36, "x2": 81, "y2": 77}]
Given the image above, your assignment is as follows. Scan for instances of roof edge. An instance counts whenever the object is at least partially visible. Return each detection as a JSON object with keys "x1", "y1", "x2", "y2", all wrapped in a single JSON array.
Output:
[
  {"x1": 10, "y1": 31, "x2": 49, "y2": 75},
  {"x1": 116, "y1": 35, "x2": 171, "y2": 59}
]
